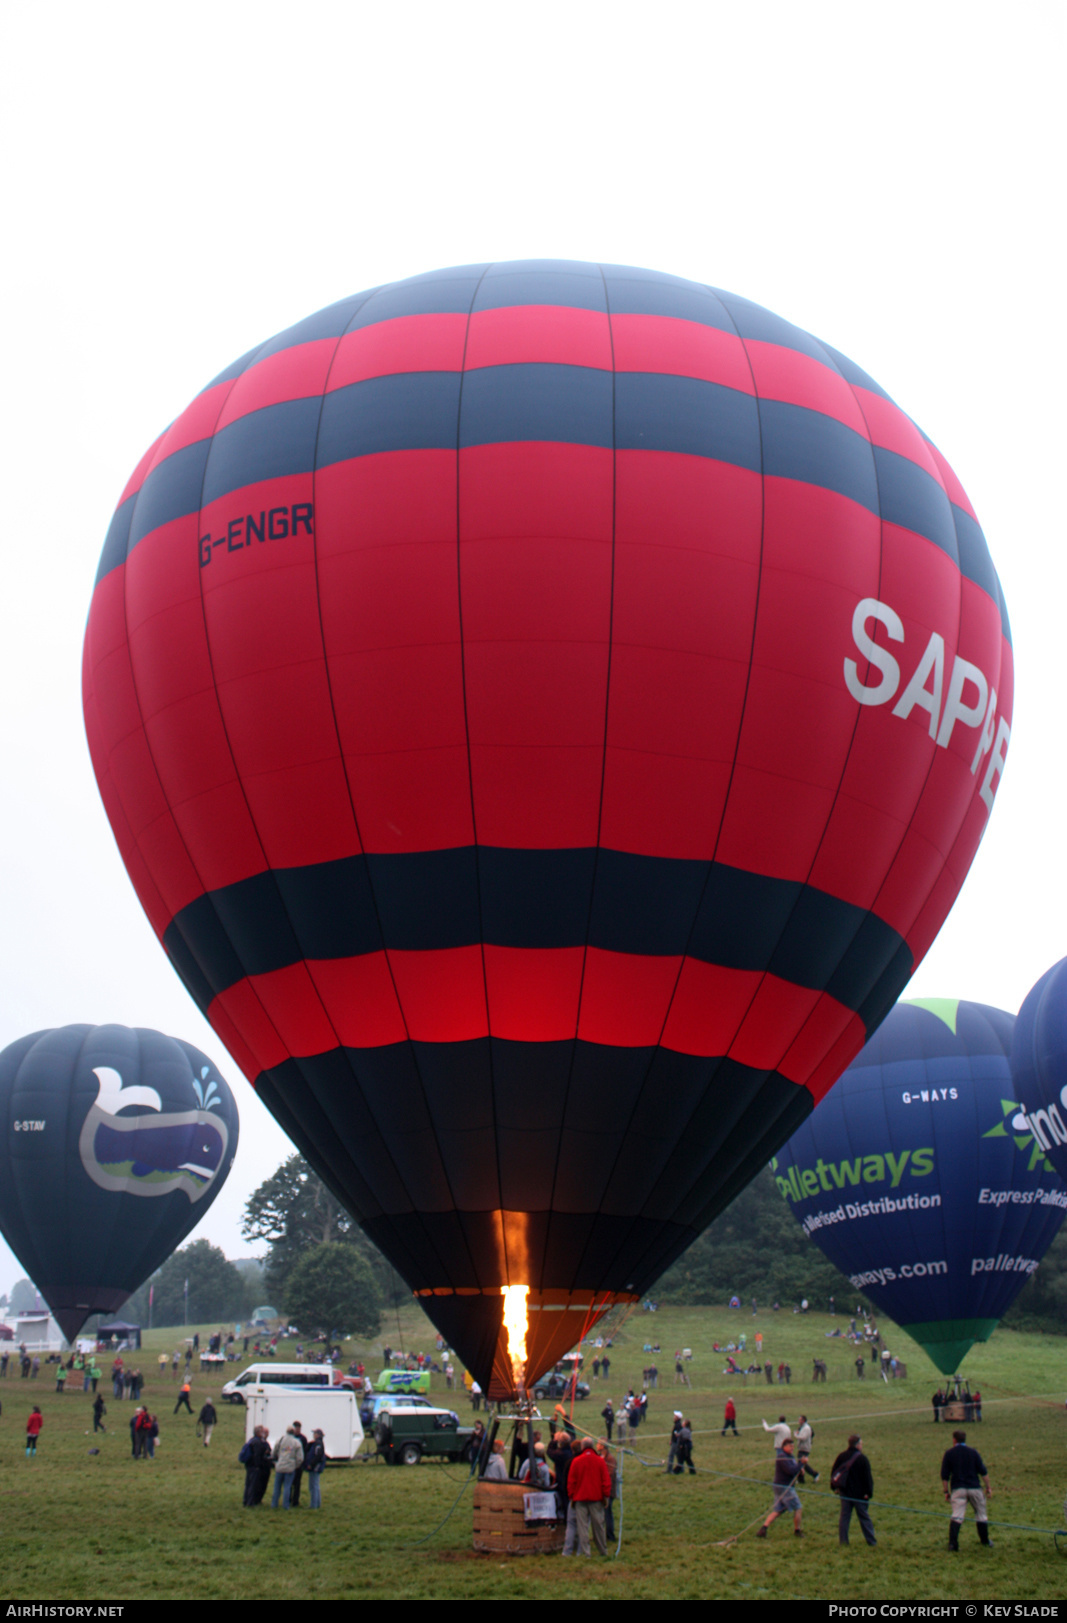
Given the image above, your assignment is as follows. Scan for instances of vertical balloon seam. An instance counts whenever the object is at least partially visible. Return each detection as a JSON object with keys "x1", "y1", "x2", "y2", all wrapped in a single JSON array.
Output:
[
  {"x1": 23, "y1": 1029, "x2": 65, "y2": 1298},
  {"x1": 79, "y1": 1024, "x2": 137, "y2": 1324},
  {"x1": 902, "y1": 554, "x2": 1007, "y2": 975},
  {"x1": 270, "y1": 287, "x2": 470, "y2": 1290},
  {"x1": 184, "y1": 301, "x2": 444, "y2": 1269},
  {"x1": 112, "y1": 342, "x2": 297, "y2": 1102},
  {"x1": 107, "y1": 331, "x2": 410, "y2": 1278},
  {"x1": 603, "y1": 290, "x2": 883, "y2": 1290},
  {"x1": 864, "y1": 453, "x2": 993, "y2": 969},
  {"x1": 4, "y1": 1035, "x2": 38, "y2": 1297},
  {"x1": 700, "y1": 320, "x2": 885, "y2": 1091},
  {"x1": 451, "y1": 262, "x2": 509, "y2": 1292},
  {"x1": 304, "y1": 282, "x2": 483, "y2": 1295},
  {"x1": 538, "y1": 263, "x2": 620, "y2": 1296},
  {"x1": 567, "y1": 279, "x2": 770, "y2": 1299}
]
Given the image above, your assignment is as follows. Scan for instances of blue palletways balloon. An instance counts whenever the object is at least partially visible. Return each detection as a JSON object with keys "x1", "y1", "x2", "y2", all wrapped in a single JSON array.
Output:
[
  {"x1": 1011, "y1": 957, "x2": 1067, "y2": 1185},
  {"x1": 773, "y1": 999, "x2": 1067, "y2": 1373}
]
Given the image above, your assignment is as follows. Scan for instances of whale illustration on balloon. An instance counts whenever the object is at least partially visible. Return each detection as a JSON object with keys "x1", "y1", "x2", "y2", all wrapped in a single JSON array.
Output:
[{"x1": 79, "y1": 1065, "x2": 231, "y2": 1200}]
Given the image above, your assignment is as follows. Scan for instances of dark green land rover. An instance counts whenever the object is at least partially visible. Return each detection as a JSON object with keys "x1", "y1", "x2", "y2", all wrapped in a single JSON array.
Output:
[{"x1": 374, "y1": 1405, "x2": 477, "y2": 1465}]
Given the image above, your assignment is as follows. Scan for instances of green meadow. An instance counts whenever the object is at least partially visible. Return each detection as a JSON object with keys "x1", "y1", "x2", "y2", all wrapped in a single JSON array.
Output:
[{"x1": 1, "y1": 1305, "x2": 1063, "y2": 1601}]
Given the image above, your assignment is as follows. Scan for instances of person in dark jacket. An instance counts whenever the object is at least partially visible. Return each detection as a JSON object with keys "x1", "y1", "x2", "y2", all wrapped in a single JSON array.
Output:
[
  {"x1": 940, "y1": 1430, "x2": 992, "y2": 1549},
  {"x1": 831, "y1": 1434, "x2": 876, "y2": 1546},
  {"x1": 304, "y1": 1429, "x2": 326, "y2": 1508},
  {"x1": 92, "y1": 1394, "x2": 107, "y2": 1433},
  {"x1": 243, "y1": 1425, "x2": 273, "y2": 1506},
  {"x1": 601, "y1": 1400, "x2": 614, "y2": 1442},
  {"x1": 547, "y1": 1431, "x2": 574, "y2": 1513},
  {"x1": 756, "y1": 1438, "x2": 808, "y2": 1537},
  {"x1": 197, "y1": 1398, "x2": 217, "y2": 1447}
]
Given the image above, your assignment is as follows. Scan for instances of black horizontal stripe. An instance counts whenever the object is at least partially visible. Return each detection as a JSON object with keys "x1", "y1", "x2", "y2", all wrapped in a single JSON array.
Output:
[
  {"x1": 346, "y1": 268, "x2": 487, "y2": 330},
  {"x1": 88, "y1": 258, "x2": 1007, "y2": 637},
  {"x1": 201, "y1": 396, "x2": 322, "y2": 508},
  {"x1": 817, "y1": 340, "x2": 892, "y2": 401},
  {"x1": 953, "y1": 503, "x2": 1011, "y2": 644},
  {"x1": 318, "y1": 371, "x2": 461, "y2": 465},
  {"x1": 760, "y1": 397, "x2": 879, "y2": 513},
  {"x1": 162, "y1": 845, "x2": 911, "y2": 1028},
  {"x1": 94, "y1": 493, "x2": 135, "y2": 587},
  {"x1": 873, "y1": 443, "x2": 958, "y2": 562},
  {"x1": 615, "y1": 372, "x2": 761, "y2": 468},
  {"x1": 255, "y1": 1039, "x2": 812, "y2": 1299},
  {"x1": 473, "y1": 267, "x2": 606, "y2": 313},
  {"x1": 127, "y1": 438, "x2": 211, "y2": 551},
  {"x1": 714, "y1": 287, "x2": 843, "y2": 369},
  {"x1": 603, "y1": 267, "x2": 735, "y2": 331},
  {"x1": 459, "y1": 363, "x2": 613, "y2": 448}
]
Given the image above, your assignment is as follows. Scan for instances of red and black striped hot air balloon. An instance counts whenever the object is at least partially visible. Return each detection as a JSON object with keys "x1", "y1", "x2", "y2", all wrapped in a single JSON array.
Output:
[{"x1": 83, "y1": 261, "x2": 1012, "y2": 1393}]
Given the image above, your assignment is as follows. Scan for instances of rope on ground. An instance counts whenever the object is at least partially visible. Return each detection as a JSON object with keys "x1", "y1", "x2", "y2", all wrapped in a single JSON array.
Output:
[
  {"x1": 675, "y1": 1460, "x2": 1066, "y2": 1547},
  {"x1": 402, "y1": 1466, "x2": 475, "y2": 1547}
]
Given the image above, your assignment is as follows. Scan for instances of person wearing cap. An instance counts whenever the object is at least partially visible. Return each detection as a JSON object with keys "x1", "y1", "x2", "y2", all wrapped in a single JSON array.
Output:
[
  {"x1": 565, "y1": 1437, "x2": 612, "y2": 1556},
  {"x1": 304, "y1": 1428, "x2": 327, "y2": 1508},
  {"x1": 483, "y1": 1438, "x2": 509, "y2": 1482},
  {"x1": 756, "y1": 1437, "x2": 808, "y2": 1538}
]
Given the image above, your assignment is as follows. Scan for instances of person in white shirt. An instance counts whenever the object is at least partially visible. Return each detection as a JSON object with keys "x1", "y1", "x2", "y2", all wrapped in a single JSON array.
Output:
[
  {"x1": 795, "y1": 1415, "x2": 820, "y2": 1480},
  {"x1": 763, "y1": 1415, "x2": 792, "y2": 1450}
]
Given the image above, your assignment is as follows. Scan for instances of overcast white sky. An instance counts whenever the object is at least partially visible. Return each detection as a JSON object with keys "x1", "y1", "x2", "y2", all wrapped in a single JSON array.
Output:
[{"x1": 0, "y1": 2, "x2": 1062, "y2": 1296}]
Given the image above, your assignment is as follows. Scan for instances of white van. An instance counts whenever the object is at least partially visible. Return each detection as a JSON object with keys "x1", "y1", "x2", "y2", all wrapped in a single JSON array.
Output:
[
  {"x1": 244, "y1": 1388, "x2": 363, "y2": 1461},
  {"x1": 222, "y1": 1362, "x2": 339, "y2": 1404}
]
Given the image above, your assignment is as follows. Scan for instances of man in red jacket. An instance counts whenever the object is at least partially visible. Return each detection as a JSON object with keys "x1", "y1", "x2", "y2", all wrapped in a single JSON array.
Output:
[
  {"x1": 565, "y1": 1437, "x2": 612, "y2": 1556},
  {"x1": 722, "y1": 1398, "x2": 738, "y2": 1437}
]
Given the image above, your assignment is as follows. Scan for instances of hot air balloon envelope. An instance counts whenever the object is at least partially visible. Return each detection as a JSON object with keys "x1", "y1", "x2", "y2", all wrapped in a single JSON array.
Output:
[
  {"x1": 1011, "y1": 957, "x2": 1067, "y2": 1183},
  {"x1": 773, "y1": 1000, "x2": 1067, "y2": 1372},
  {"x1": 83, "y1": 262, "x2": 1013, "y2": 1390},
  {"x1": 0, "y1": 1025, "x2": 239, "y2": 1340}
]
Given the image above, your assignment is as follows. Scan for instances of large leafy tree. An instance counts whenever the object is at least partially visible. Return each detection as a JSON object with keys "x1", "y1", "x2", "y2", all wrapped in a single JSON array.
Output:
[
  {"x1": 138, "y1": 1239, "x2": 250, "y2": 1328},
  {"x1": 242, "y1": 1154, "x2": 405, "y2": 1305},
  {"x1": 654, "y1": 1167, "x2": 866, "y2": 1309},
  {"x1": 283, "y1": 1242, "x2": 381, "y2": 1339}
]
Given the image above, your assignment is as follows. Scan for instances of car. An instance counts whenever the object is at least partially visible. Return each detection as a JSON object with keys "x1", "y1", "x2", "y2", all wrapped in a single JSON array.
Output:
[
  {"x1": 359, "y1": 1392, "x2": 436, "y2": 1430},
  {"x1": 221, "y1": 1363, "x2": 339, "y2": 1404},
  {"x1": 530, "y1": 1371, "x2": 590, "y2": 1402},
  {"x1": 374, "y1": 1405, "x2": 476, "y2": 1466}
]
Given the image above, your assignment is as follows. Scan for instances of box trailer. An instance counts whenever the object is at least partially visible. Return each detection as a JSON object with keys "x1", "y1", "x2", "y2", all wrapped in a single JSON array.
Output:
[{"x1": 244, "y1": 1386, "x2": 364, "y2": 1461}]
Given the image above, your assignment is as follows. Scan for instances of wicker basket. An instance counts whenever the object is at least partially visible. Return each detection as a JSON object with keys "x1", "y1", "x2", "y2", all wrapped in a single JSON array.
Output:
[{"x1": 472, "y1": 1481, "x2": 564, "y2": 1555}]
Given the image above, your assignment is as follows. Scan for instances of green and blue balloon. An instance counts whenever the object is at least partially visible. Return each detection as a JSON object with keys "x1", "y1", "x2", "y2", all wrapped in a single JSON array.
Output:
[{"x1": 772, "y1": 999, "x2": 1066, "y2": 1373}]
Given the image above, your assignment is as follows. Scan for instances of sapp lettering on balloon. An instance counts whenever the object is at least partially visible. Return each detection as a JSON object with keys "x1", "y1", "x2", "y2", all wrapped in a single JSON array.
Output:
[
  {"x1": 198, "y1": 502, "x2": 314, "y2": 566},
  {"x1": 844, "y1": 597, "x2": 1010, "y2": 814}
]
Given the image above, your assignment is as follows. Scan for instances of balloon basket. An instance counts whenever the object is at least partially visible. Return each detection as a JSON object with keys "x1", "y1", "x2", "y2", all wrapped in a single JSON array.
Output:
[{"x1": 472, "y1": 1481, "x2": 564, "y2": 1556}]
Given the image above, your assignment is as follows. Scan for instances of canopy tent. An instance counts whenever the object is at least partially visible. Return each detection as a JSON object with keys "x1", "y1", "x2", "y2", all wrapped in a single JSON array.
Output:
[{"x1": 96, "y1": 1321, "x2": 142, "y2": 1348}]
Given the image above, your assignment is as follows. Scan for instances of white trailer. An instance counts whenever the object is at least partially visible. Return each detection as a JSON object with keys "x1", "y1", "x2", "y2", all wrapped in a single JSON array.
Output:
[{"x1": 244, "y1": 1386, "x2": 364, "y2": 1461}]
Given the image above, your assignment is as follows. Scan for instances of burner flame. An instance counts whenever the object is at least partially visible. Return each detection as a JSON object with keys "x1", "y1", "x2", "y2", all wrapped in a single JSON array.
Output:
[{"x1": 502, "y1": 1284, "x2": 530, "y2": 1395}]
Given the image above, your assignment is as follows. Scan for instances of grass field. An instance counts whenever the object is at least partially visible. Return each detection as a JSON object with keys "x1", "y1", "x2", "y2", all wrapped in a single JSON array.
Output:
[{"x1": 1, "y1": 1304, "x2": 1064, "y2": 1602}]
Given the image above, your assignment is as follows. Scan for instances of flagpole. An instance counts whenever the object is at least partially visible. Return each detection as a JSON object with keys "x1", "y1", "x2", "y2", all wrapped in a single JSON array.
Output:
[{"x1": 184, "y1": 1278, "x2": 189, "y2": 1328}]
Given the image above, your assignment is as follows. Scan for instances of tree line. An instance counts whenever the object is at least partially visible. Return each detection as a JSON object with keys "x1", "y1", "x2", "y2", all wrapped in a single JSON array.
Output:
[{"x1": 12, "y1": 1153, "x2": 1064, "y2": 1337}]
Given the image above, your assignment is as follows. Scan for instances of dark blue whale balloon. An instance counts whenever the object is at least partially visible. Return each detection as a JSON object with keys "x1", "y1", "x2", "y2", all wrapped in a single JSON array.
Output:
[
  {"x1": 772, "y1": 999, "x2": 1067, "y2": 1373},
  {"x1": 0, "y1": 1025, "x2": 239, "y2": 1339},
  {"x1": 1011, "y1": 958, "x2": 1067, "y2": 1185}
]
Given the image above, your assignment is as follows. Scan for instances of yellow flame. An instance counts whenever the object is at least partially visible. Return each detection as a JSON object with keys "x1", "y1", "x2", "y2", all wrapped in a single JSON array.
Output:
[{"x1": 502, "y1": 1284, "x2": 530, "y2": 1394}]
